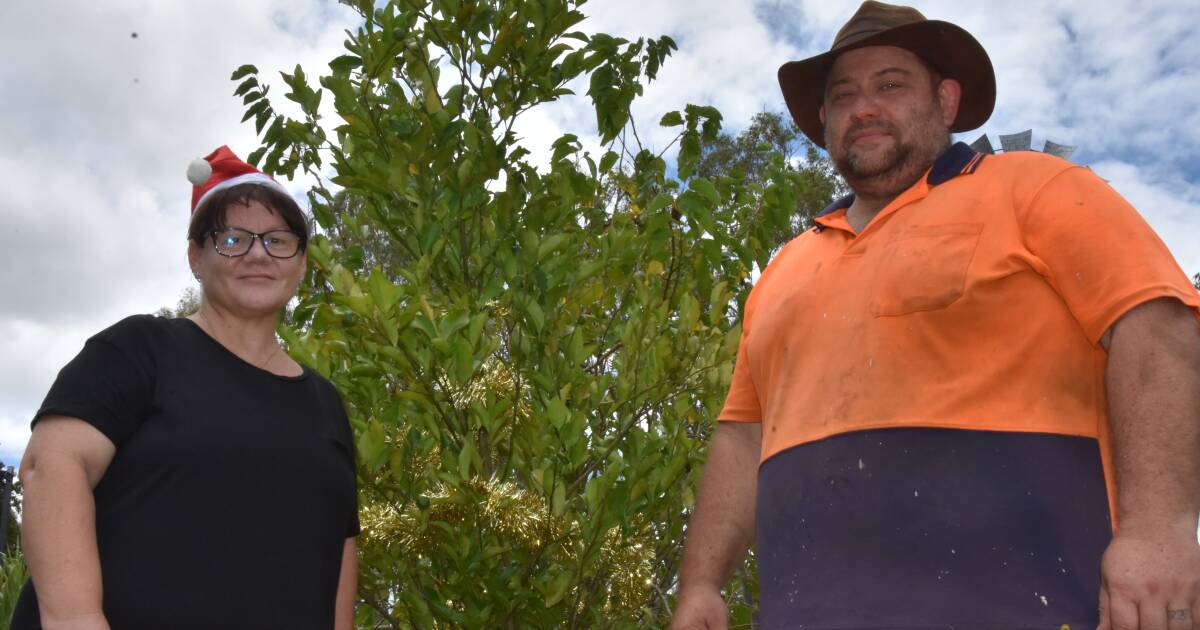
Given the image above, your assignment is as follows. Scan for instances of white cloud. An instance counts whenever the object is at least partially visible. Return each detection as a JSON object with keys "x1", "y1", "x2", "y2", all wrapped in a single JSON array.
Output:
[{"x1": 0, "y1": 153, "x2": 181, "y2": 324}]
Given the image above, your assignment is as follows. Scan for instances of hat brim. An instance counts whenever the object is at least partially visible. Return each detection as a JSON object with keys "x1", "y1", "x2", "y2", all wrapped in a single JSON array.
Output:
[
  {"x1": 188, "y1": 177, "x2": 305, "y2": 236},
  {"x1": 779, "y1": 20, "x2": 995, "y2": 149}
]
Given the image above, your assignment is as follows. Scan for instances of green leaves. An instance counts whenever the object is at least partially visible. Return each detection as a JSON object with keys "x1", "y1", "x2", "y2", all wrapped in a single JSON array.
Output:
[
  {"x1": 677, "y1": 104, "x2": 725, "y2": 180},
  {"x1": 689, "y1": 177, "x2": 719, "y2": 204},
  {"x1": 659, "y1": 110, "x2": 683, "y2": 127},
  {"x1": 233, "y1": 76, "x2": 259, "y2": 97},
  {"x1": 522, "y1": 297, "x2": 545, "y2": 332},
  {"x1": 230, "y1": 64, "x2": 258, "y2": 80},
  {"x1": 585, "y1": 34, "x2": 676, "y2": 143},
  {"x1": 280, "y1": 64, "x2": 322, "y2": 116},
  {"x1": 543, "y1": 570, "x2": 573, "y2": 607},
  {"x1": 231, "y1": 0, "x2": 831, "y2": 626},
  {"x1": 536, "y1": 233, "x2": 571, "y2": 260},
  {"x1": 328, "y1": 54, "x2": 362, "y2": 75}
]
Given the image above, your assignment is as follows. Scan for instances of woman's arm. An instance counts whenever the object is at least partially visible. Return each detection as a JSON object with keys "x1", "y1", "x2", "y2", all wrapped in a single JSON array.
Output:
[
  {"x1": 334, "y1": 537, "x2": 358, "y2": 630},
  {"x1": 19, "y1": 416, "x2": 116, "y2": 630}
]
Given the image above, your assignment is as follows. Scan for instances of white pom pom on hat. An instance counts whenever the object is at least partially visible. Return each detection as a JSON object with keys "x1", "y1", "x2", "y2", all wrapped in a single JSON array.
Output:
[{"x1": 186, "y1": 157, "x2": 213, "y2": 186}]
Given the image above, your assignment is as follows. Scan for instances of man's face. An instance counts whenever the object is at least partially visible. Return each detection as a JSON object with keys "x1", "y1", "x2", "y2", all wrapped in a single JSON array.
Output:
[{"x1": 820, "y1": 46, "x2": 960, "y2": 197}]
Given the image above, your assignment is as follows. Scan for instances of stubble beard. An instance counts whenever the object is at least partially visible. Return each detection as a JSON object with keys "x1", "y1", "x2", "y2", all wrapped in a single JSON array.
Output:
[{"x1": 828, "y1": 109, "x2": 951, "y2": 201}]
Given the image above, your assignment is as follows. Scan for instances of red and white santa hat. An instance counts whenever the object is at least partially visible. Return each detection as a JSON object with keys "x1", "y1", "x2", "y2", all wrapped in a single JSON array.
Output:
[{"x1": 186, "y1": 145, "x2": 291, "y2": 215}]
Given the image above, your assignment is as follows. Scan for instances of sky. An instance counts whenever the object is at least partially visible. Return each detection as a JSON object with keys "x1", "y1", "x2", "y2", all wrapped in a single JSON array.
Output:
[{"x1": 1, "y1": 0, "x2": 1197, "y2": 465}]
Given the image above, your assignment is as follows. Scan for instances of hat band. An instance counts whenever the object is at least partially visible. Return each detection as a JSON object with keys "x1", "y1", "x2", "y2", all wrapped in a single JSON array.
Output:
[{"x1": 193, "y1": 172, "x2": 291, "y2": 214}]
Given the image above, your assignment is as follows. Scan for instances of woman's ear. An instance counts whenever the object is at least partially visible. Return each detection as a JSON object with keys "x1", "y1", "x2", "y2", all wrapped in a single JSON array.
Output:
[{"x1": 188, "y1": 240, "x2": 202, "y2": 281}]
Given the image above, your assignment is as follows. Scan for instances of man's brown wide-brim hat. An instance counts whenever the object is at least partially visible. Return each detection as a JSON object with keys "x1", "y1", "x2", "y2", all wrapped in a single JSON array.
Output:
[{"x1": 779, "y1": 0, "x2": 996, "y2": 149}]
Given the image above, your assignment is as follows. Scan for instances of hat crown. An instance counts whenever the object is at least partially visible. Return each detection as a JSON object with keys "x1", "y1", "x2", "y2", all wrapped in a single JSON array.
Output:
[
  {"x1": 832, "y1": 1, "x2": 928, "y2": 50},
  {"x1": 188, "y1": 145, "x2": 289, "y2": 215}
]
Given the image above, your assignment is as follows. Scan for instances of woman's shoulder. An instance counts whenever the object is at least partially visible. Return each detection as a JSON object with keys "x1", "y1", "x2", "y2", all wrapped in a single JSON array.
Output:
[
  {"x1": 90, "y1": 314, "x2": 192, "y2": 358},
  {"x1": 94, "y1": 313, "x2": 175, "y2": 341},
  {"x1": 302, "y1": 368, "x2": 345, "y2": 406},
  {"x1": 295, "y1": 369, "x2": 354, "y2": 443}
]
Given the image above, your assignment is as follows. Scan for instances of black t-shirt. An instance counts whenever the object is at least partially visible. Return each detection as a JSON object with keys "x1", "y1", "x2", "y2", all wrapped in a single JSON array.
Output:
[{"x1": 11, "y1": 315, "x2": 358, "y2": 630}]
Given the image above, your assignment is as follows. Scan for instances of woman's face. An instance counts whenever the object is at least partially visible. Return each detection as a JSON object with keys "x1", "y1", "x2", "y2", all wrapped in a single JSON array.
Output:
[{"x1": 188, "y1": 200, "x2": 306, "y2": 319}]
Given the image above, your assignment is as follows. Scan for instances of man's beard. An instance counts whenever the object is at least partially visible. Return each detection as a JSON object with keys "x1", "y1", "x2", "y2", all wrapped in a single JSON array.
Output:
[
  {"x1": 836, "y1": 120, "x2": 914, "y2": 178},
  {"x1": 827, "y1": 111, "x2": 950, "y2": 198}
]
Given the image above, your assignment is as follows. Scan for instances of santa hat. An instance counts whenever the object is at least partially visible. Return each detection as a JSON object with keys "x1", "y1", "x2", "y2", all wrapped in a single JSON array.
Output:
[{"x1": 186, "y1": 145, "x2": 292, "y2": 215}]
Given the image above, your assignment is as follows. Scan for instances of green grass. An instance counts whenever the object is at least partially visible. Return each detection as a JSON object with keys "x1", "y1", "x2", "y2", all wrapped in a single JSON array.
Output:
[{"x1": 0, "y1": 550, "x2": 28, "y2": 630}]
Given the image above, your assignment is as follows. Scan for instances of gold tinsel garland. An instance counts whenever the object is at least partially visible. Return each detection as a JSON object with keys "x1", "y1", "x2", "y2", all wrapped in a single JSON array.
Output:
[
  {"x1": 448, "y1": 357, "x2": 532, "y2": 420},
  {"x1": 362, "y1": 310, "x2": 653, "y2": 617},
  {"x1": 359, "y1": 477, "x2": 655, "y2": 616}
]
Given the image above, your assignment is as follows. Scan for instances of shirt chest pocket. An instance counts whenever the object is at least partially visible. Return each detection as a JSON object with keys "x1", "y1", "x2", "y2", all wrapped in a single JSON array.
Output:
[{"x1": 869, "y1": 222, "x2": 983, "y2": 317}]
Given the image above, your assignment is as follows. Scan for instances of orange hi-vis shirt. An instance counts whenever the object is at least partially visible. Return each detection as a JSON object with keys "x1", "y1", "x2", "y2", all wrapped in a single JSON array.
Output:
[{"x1": 718, "y1": 143, "x2": 1200, "y2": 506}]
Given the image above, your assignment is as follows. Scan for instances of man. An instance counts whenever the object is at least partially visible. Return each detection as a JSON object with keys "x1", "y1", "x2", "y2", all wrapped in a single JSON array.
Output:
[{"x1": 672, "y1": 2, "x2": 1200, "y2": 629}]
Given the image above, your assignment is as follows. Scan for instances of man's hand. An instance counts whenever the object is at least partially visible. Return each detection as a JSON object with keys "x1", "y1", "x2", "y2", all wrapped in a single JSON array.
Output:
[
  {"x1": 670, "y1": 587, "x2": 728, "y2": 630},
  {"x1": 1098, "y1": 528, "x2": 1200, "y2": 630},
  {"x1": 671, "y1": 422, "x2": 760, "y2": 630}
]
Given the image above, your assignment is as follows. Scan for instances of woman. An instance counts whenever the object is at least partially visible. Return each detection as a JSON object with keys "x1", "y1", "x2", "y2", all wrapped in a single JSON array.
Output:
[{"x1": 11, "y1": 146, "x2": 358, "y2": 630}]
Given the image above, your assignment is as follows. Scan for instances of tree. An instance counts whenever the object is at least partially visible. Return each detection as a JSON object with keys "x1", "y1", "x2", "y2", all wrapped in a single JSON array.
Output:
[
  {"x1": 0, "y1": 548, "x2": 28, "y2": 627},
  {"x1": 1, "y1": 471, "x2": 18, "y2": 556},
  {"x1": 153, "y1": 286, "x2": 201, "y2": 318},
  {"x1": 235, "y1": 1, "x2": 830, "y2": 626},
  {"x1": 0, "y1": 471, "x2": 23, "y2": 625},
  {"x1": 317, "y1": 190, "x2": 415, "y2": 283},
  {"x1": 696, "y1": 110, "x2": 844, "y2": 246}
]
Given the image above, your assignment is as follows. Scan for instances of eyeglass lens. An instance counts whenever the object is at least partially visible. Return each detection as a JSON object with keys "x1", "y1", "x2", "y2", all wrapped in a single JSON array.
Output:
[{"x1": 212, "y1": 228, "x2": 301, "y2": 258}]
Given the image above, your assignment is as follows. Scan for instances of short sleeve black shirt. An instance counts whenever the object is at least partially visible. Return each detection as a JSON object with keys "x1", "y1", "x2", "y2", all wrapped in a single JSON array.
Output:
[{"x1": 12, "y1": 315, "x2": 358, "y2": 630}]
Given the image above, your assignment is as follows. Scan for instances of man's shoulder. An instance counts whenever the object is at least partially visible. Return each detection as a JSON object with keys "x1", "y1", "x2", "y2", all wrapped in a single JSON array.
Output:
[
  {"x1": 976, "y1": 149, "x2": 1080, "y2": 180},
  {"x1": 761, "y1": 229, "x2": 817, "y2": 277},
  {"x1": 939, "y1": 149, "x2": 1097, "y2": 213}
]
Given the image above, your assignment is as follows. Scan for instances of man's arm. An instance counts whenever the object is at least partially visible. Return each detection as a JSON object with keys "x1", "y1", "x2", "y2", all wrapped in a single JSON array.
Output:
[
  {"x1": 1098, "y1": 297, "x2": 1200, "y2": 630},
  {"x1": 20, "y1": 416, "x2": 116, "y2": 630},
  {"x1": 671, "y1": 422, "x2": 762, "y2": 630}
]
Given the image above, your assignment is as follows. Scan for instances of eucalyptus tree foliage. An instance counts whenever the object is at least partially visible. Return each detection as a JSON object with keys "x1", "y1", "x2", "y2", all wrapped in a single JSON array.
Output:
[
  {"x1": 153, "y1": 286, "x2": 201, "y2": 319},
  {"x1": 233, "y1": 1, "x2": 826, "y2": 627},
  {"x1": 695, "y1": 110, "x2": 844, "y2": 248}
]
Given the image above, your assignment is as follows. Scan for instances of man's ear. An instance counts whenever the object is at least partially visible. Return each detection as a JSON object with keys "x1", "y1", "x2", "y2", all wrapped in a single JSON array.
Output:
[
  {"x1": 937, "y1": 78, "x2": 963, "y2": 127},
  {"x1": 819, "y1": 105, "x2": 827, "y2": 126}
]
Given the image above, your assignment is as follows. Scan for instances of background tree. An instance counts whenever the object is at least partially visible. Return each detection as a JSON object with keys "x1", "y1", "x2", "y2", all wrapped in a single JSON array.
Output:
[
  {"x1": 153, "y1": 286, "x2": 201, "y2": 318},
  {"x1": 0, "y1": 472, "x2": 23, "y2": 628},
  {"x1": 235, "y1": 0, "x2": 834, "y2": 626},
  {"x1": 1, "y1": 480, "x2": 17, "y2": 556},
  {"x1": 317, "y1": 190, "x2": 415, "y2": 283},
  {"x1": 696, "y1": 110, "x2": 844, "y2": 247}
]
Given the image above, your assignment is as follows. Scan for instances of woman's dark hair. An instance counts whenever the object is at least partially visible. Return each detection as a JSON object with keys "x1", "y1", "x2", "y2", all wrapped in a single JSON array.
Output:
[{"x1": 187, "y1": 183, "x2": 309, "y2": 248}]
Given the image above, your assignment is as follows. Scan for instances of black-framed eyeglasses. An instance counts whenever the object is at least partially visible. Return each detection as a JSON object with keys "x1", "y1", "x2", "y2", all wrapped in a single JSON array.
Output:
[{"x1": 209, "y1": 228, "x2": 304, "y2": 259}]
